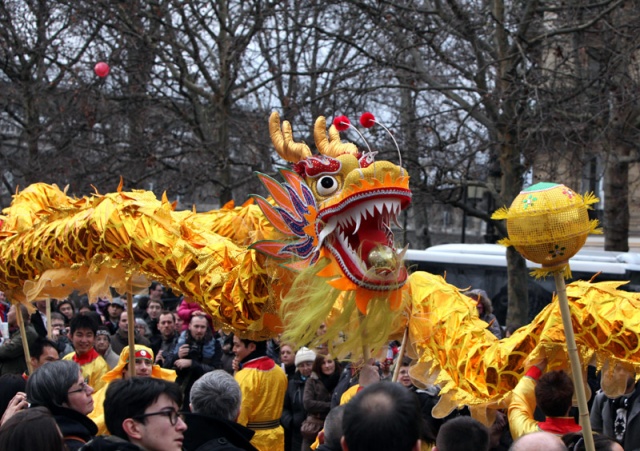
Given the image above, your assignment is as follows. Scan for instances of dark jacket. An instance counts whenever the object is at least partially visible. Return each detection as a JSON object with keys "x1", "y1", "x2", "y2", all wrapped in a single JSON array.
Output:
[
  {"x1": 109, "y1": 330, "x2": 150, "y2": 355},
  {"x1": 164, "y1": 330, "x2": 222, "y2": 409},
  {"x1": 49, "y1": 404, "x2": 98, "y2": 451},
  {"x1": 330, "y1": 364, "x2": 356, "y2": 408},
  {"x1": 183, "y1": 412, "x2": 258, "y2": 451},
  {"x1": 281, "y1": 372, "x2": 308, "y2": 451},
  {"x1": 303, "y1": 373, "x2": 332, "y2": 419},
  {"x1": 590, "y1": 384, "x2": 640, "y2": 451},
  {"x1": 0, "y1": 324, "x2": 38, "y2": 376},
  {"x1": 80, "y1": 435, "x2": 142, "y2": 451}
]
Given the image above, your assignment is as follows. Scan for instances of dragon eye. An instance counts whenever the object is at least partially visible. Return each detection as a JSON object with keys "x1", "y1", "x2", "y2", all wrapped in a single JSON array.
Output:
[{"x1": 316, "y1": 176, "x2": 339, "y2": 196}]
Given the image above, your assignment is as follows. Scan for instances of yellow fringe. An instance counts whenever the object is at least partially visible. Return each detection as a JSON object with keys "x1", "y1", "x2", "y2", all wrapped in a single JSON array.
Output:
[
  {"x1": 491, "y1": 207, "x2": 510, "y2": 220},
  {"x1": 589, "y1": 220, "x2": 603, "y2": 235},
  {"x1": 279, "y1": 258, "x2": 407, "y2": 360},
  {"x1": 496, "y1": 237, "x2": 512, "y2": 247},
  {"x1": 582, "y1": 192, "x2": 600, "y2": 208},
  {"x1": 529, "y1": 264, "x2": 572, "y2": 280}
]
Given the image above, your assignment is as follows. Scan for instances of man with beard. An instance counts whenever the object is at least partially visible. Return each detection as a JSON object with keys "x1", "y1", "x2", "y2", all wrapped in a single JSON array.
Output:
[{"x1": 164, "y1": 313, "x2": 221, "y2": 409}]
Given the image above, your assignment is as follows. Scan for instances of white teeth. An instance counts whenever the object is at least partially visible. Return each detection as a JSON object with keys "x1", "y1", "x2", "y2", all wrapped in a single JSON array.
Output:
[
  {"x1": 353, "y1": 214, "x2": 362, "y2": 234},
  {"x1": 393, "y1": 215, "x2": 402, "y2": 229},
  {"x1": 366, "y1": 204, "x2": 376, "y2": 218},
  {"x1": 322, "y1": 199, "x2": 402, "y2": 264},
  {"x1": 317, "y1": 218, "x2": 337, "y2": 248}
]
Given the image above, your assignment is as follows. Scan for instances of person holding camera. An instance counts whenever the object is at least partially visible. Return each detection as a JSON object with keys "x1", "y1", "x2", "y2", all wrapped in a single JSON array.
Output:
[
  {"x1": 50, "y1": 312, "x2": 74, "y2": 358},
  {"x1": 163, "y1": 313, "x2": 222, "y2": 410}
]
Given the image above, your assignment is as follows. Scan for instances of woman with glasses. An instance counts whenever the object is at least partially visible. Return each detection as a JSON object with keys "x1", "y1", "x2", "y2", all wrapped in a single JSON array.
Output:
[{"x1": 26, "y1": 359, "x2": 98, "y2": 450}]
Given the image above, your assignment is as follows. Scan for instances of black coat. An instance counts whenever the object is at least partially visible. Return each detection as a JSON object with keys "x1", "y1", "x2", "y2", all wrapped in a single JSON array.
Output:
[
  {"x1": 80, "y1": 436, "x2": 142, "y2": 451},
  {"x1": 183, "y1": 413, "x2": 257, "y2": 451},
  {"x1": 281, "y1": 372, "x2": 307, "y2": 451},
  {"x1": 49, "y1": 404, "x2": 98, "y2": 451}
]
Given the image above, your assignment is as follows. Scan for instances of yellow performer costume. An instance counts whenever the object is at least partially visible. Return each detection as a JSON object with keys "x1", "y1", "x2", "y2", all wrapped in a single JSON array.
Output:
[
  {"x1": 234, "y1": 356, "x2": 288, "y2": 451},
  {"x1": 1, "y1": 112, "x2": 640, "y2": 425},
  {"x1": 89, "y1": 345, "x2": 176, "y2": 435},
  {"x1": 63, "y1": 348, "x2": 109, "y2": 392}
]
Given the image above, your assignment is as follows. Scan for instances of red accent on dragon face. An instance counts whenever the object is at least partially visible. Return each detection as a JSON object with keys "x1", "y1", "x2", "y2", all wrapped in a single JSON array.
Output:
[{"x1": 293, "y1": 155, "x2": 341, "y2": 177}]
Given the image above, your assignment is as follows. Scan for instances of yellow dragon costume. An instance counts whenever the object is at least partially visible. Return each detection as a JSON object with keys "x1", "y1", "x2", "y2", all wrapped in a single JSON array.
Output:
[{"x1": 0, "y1": 112, "x2": 639, "y2": 424}]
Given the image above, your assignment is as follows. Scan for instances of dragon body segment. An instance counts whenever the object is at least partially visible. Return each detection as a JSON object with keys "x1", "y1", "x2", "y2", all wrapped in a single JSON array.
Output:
[{"x1": 1, "y1": 112, "x2": 639, "y2": 422}]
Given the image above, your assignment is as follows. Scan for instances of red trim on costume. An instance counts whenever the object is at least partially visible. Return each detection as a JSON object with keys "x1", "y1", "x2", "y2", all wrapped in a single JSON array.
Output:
[
  {"x1": 538, "y1": 417, "x2": 582, "y2": 435},
  {"x1": 242, "y1": 356, "x2": 276, "y2": 371},
  {"x1": 72, "y1": 348, "x2": 100, "y2": 366},
  {"x1": 525, "y1": 366, "x2": 542, "y2": 381}
]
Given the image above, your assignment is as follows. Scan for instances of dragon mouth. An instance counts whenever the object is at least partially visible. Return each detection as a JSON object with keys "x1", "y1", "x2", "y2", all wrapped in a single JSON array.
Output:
[{"x1": 317, "y1": 191, "x2": 410, "y2": 291}]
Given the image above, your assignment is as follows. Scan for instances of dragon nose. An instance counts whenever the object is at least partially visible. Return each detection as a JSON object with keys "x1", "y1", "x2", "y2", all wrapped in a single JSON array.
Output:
[{"x1": 346, "y1": 161, "x2": 405, "y2": 185}]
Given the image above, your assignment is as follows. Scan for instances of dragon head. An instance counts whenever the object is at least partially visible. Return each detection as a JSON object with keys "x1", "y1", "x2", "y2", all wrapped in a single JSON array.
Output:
[{"x1": 252, "y1": 112, "x2": 411, "y2": 312}]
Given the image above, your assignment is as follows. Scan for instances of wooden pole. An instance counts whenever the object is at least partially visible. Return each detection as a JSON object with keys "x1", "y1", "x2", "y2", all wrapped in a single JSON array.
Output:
[
  {"x1": 126, "y1": 293, "x2": 136, "y2": 379},
  {"x1": 15, "y1": 305, "x2": 33, "y2": 376},
  {"x1": 392, "y1": 327, "x2": 409, "y2": 382},
  {"x1": 46, "y1": 299, "x2": 52, "y2": 340},
  {"x1": 554, "y1": 271, "x2": 594, "y2": 451}
]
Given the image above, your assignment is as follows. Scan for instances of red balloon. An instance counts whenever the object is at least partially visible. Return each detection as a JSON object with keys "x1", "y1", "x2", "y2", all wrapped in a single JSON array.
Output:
[{"x1": 94, "y1": 62, "x2": 110, "y2": 78}]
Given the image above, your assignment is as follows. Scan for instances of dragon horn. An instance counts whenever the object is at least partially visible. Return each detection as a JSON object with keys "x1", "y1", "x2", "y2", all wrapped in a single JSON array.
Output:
[
  {"x1": 314, "y1": 116, "x2": 358, "y2": 157},
  {"x1": 269, "y1": 112, "x2": 312, "y2": 163}
]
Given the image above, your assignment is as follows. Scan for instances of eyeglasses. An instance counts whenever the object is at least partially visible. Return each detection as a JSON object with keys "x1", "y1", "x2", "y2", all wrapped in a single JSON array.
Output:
[
  {"x1": 68, "y1": 382, "x2": 92, "y2": 395},
  {"x1": 133, "y1": 409, "x2": 184, "y2": 426}
]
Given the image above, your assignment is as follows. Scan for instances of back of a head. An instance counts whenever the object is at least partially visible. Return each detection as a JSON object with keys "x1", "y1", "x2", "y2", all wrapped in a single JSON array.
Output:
[
  {"x1": 562, "y1": 432, "x2": 621, "y2": 451},
  {"x1": 27, "y1": 359, "x2": 80, "y2": 409},
  {"x1": 322, "y1": 404, "x2": 345, "y2": 450},
  {"x1": 190, "y1": 370, "x2": 241, "y2": 421},
  {"x1": 104, "y1": 377, "x2": 183, "y2": 440},
  {"x1": 0, "y1": 406, "x2": 65, "y2": 451},
  {"x1": 343, "y1": 382, "x2": 420, "y2": 451},
  {"x1": 435, "y1": 416, "x2": 489, "y2": 451},
  {"x1": 535, "y1": 370, "x2": 574, "y2": 417},
  {"x1": 510, "y1": 431, "x2": 568, "y2": 451},
  {"x1": 0, "y1": 374, "x2": 27, "y2": 417}
]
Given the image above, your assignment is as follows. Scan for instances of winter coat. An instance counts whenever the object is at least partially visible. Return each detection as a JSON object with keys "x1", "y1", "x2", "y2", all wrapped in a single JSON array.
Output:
[
  {"x1": 281, "y1": 372, "x2": 308, "y2": 451},
  {"x1": 183, "y1": 413, "x2": 258, "y2": 451},
  {"x1": 49, "y1": 404, "x2": 98, "y2": 451},
  {"x1": 80, "y1": 435, "x2": 142, "y2": 450},
  {"x1": 591, "y1": 387, "x2": 640, "y2": 450},
  {"x1": 303, "y1": 373, "x2": 332, "y2": 419},
  {"x1": 0, "y1": 324, "x2": 37, "y2": 376}
]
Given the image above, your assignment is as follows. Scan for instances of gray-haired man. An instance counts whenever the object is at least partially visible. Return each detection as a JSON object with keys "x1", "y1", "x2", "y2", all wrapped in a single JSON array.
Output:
[{"x1": 183, "y1": 370, "x2": 257, "y2": 451}]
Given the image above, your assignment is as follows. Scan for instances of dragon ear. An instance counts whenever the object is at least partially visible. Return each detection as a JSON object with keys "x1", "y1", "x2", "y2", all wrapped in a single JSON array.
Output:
[
  {"x1": 269, "y1": 112, "x2": 312, "y2": 163},
  {"x1": 314, "y1": 116, "x2": 358, "y2": 157}
]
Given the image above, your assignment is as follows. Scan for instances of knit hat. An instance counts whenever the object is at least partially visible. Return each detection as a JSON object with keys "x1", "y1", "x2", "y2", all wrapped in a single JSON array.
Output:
[{"x1": 295, "y1": 347, "x2": 316, "y2": 367}]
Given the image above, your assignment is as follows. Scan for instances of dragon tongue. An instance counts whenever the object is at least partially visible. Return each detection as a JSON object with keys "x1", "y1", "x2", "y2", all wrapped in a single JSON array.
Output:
[{"x1": 359, "y1": 229, "x2": 391, "y2": 265}]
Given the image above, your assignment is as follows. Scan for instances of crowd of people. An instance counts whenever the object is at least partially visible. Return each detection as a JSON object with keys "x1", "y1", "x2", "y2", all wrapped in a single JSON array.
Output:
[{"x1": 0, "y1": 286, "x2": 637, "y2": 451}]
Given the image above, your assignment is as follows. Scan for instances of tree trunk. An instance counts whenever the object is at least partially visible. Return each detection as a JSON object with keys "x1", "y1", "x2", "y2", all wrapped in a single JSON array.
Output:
[{"x1": 604, "y1": 147, "x2": 630, "y2": 252}]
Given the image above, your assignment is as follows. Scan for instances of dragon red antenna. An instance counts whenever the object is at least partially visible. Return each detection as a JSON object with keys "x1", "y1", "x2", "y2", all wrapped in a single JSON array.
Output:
[
  {"x1": 333, "y1": 115, "x2": 373, "y2": 154},
  {"x1": 359, "y1": 112, "x2": 403, "y2": 168}
]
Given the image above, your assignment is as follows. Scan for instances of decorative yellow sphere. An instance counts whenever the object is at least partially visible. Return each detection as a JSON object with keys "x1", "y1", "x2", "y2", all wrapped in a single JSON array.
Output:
[{"x1": 492, "y1": 182, "x2": 601, "y2": 273}]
